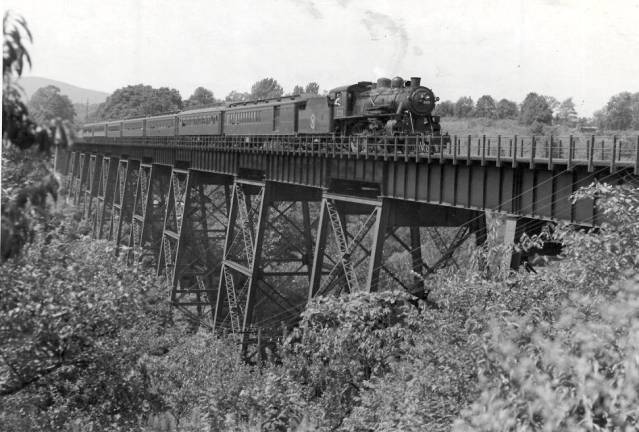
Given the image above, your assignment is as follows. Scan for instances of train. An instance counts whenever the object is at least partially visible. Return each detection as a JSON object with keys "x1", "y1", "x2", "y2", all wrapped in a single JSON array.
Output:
[{"x1": 80, "y1": 76, "x2": 444, "y2": 140}]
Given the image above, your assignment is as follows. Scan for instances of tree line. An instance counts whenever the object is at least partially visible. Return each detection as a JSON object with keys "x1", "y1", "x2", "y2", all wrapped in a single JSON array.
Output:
[
  {"x1": 436, "y1": 91, "x2": 639, "y2": 132},
  {"x1": 434, "y1": 94, "x2": 580, "y2": 126}
]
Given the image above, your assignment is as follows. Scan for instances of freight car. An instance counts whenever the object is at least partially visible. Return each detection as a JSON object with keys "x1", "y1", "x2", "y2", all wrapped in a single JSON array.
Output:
[{"x1": 80, "y1": 75, "x2": 445, "y2": 144}]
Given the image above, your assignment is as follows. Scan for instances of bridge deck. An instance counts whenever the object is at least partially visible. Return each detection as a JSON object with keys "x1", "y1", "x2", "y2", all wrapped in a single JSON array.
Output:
[{"x1": 79, "y1": 134, "x2": 639, "y2": 172}]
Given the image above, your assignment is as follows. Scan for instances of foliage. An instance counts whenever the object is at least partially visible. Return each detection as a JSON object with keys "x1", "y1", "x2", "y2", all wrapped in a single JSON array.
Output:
[
  {"x1": 1, "y1": 145, "x2": 58, "y2": 260},
  {"x1": 455, "y1": 277, "x2": 639, "y2": 431},
  {"x1": 594, "y1": 91, "x2": 639, "y2": 130},
  {"x1": 543, "y1": 95, "x2": 560, "y2": 117},
  {"x1": 305, "y1": 82, "x2": 320, "y2": 95},
  {"x1": 2, "y1": 12, "x2": 71, "y2": 261},
  {"x1": 343, "y1": 279, "x2": 489, "y2": 431},
  {"x1": 557, "y1": 97, "x2": 577, "y2": 124},
  {"x1": 3, "y1": 12, "x2": 31, "y2": 78},
  {"x1": 96, "y1": 84, "x2": 183, "y2": 120},
  {"x1": 475, "y1": 95, "x2": 497, "y2": 118},
  {"x1": 144, "y1": 333, "x2": 309, "y2": 431},
  {"x1": 281, "y1": 291, "x2": 419, "y2": 429},
  {"x1": 529, "y1": 120, "x2": 546, "y2": 135},
  {"x1": 0, "y1": 216, "x2": 171, "y2": 431},
  {"x1": 566, "y1": 183, "x2": 639, "y2": 280},
  {"x1": 3, "y1": 11, "x2": 35, "y2": 148},
  {"x1": 453, "y1": 183, "x2": 639, "y2": 431},
  {"x1": 28, "y1": 85, "x2": 76, "y2": 123},
  {"x1": 519, "y1": 92, "x2": 553, "y2": 125},
  {"x1": 454, "y1": 96, "x2": 474, "y2": 117},
  {"x1": 292, "y1": 84, "x2": 305, "y2": 95},
  {"x1": 2, "y1": 12, "x2": 69, "y2": 152},
  {"x1": 250, "y1": 77, "x2": 284, "y2": 100},
  {"x1": 496, "y1": 98, "x2": 518, "y2": 119},
  {"x1": 225, "y1": 89, "x2": 251, "y2": 102},
  {"x1": 434, "y1": 99, "x2": 455, "y2": 117},
  {"x1": 184, "y1": 86, "x2": 217, "y2": 109}
]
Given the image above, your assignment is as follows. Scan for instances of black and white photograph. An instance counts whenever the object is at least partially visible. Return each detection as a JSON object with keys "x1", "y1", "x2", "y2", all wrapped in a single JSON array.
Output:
[{"x1": 2, "y1": 0, "x2": 639, "y2": 430}]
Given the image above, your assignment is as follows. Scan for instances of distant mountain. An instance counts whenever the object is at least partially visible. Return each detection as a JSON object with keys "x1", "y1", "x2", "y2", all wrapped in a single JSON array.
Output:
[{"x1": 17, "y1": 76, "x2": 109, "y2": 104}]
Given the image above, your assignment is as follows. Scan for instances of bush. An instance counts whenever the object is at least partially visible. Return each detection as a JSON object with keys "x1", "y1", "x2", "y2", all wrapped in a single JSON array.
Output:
[
  {"x1": 455, "y1": 276, "x2": 639, "y2": 431},
  {"x1": 453, "y1": 183, "x2": 639, "y2": 430},
  {"x1": 530, "y1": 120, "x2": 546, "y2": 135},
  {"x1": 281, "y1": 290, "x2": 419, "y2": 429},
  {"x1": 0, "y1": 218, "x2": 170, "y2": 431},
  {"x1": 143, "y1": 332, "x2": 310, "y2": 431}
]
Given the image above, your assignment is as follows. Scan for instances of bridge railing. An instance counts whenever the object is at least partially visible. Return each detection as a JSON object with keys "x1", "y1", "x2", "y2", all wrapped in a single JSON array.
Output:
[
  {"x1": 80, "y1": 134, "x2": 639, "y2": 171},
  {"x1": 442, "y1": 135, "x2": 638, "y2": 169}
]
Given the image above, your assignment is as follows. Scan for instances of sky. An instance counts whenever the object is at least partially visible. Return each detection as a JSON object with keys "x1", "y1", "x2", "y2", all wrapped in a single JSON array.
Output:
[{"x1": 5, "y1": 0, "x2": 639, "y2": 116}]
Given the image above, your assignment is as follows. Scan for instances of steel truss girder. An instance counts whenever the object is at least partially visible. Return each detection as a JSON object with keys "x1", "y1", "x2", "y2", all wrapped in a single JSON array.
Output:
[
  {"x1": 128, "y1": 164, "x2": 171, "y2": 265},
  {"x1": 309, "y1": 197, "x2": 476, "y2": 299},
  {"x1": 94, "y1": 156, "x2": 119, "y2": 239},
  {"x1": 215, "y1": 180, "x2": 318, "y2": 356},
  {"x1": 216, "y1": 180, "x2": 269, "y2": 348},
  {"x1": 426, "y1": 227, "x2": 461, "y2": 270},
  {"x1": 83, "y1": 154, "x2": 102, "y2": 224},
  {"x1": 309, "y1": 196, "x2": 389, "y2": 297},
  {"x1": 109, "y1": 159, "x2": 140, "y2": 256},
  {"x1": 65, "y1": 151, "x2": 78, "y2": 203},
  {"x1": 158, "y1": 169, "x2": 231, "y2": 327},
  {"x1": 73, "y1": 153, "x2": 89, "y2": 207},
  {"x1": 336, "y1": 227, "x2": 413, "y2": 294}
]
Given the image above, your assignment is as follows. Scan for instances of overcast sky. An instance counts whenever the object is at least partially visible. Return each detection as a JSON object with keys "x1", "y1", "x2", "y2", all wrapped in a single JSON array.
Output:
[{"x1": 6, "y1": 0, "x2": 639, "y2": 116}]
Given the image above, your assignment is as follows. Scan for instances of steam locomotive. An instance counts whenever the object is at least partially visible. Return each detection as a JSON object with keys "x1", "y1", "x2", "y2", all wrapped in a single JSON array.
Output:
[{"x1": 80, "y1": 76, "x2": 443, "y2": 140}]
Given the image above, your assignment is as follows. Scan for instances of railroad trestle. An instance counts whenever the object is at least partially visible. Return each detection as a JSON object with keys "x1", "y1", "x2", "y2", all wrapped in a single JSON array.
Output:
[{"x1": 56, "y1": 134, "x2": 637, "y2": 354}]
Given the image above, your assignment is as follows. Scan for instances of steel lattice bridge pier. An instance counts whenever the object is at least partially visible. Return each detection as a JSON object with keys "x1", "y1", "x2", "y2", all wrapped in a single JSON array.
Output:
[{"x1": 56, "y1": 133, "x2": 638, "y2": 356}]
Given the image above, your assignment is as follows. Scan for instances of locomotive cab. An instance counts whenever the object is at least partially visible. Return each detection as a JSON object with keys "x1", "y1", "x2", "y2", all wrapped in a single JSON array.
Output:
[
  {"x1": 329, "y1": 82, "x2": 372, "y2": 119},
  {"x1": 329, "y1": 86, "x2": 349, "y2": 119}
]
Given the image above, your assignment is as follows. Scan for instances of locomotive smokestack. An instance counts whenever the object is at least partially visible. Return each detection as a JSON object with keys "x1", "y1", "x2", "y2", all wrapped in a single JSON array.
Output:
[{"x1": 410, "y1": 77, "x2": 421, "y2": 88}]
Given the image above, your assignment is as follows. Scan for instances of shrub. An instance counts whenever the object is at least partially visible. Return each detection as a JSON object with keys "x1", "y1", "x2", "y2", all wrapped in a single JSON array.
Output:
[
  {"x1": 0, "y1": 220, "x2": 169, "y2": 431},
  {"x1": 280, "y1": 290, "x2": 419, "y2": 429},
  {"x1": 530, "y1": 120, "x2": 546, "y2": 135},
  {"x1": 453, "y1": 183, "x2": 639, "y2": 430},
  {"x1": 143, "y1": 332, "x2": 310, "y2": 431},
  {"x1": 455, "y1": 277, "x2": 639, "y2": 431}
]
